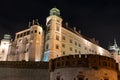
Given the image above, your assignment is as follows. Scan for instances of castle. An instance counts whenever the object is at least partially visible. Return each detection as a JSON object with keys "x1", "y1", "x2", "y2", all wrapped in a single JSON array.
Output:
[{"x1": 0, "y1": 7, "x2": 119, "y2": 80}]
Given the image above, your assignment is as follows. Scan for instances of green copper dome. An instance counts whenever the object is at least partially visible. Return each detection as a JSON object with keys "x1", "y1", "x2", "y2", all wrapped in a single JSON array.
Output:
[{"x1": 50, "y1": 7, "x2": 60, "y2": 16}]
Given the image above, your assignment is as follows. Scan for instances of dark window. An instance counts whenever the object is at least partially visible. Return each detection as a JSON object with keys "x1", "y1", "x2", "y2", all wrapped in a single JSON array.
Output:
[
  {"x1": 35, "y1": 30, "x2": 37, "y2": 33},
  {"x1": 2, "y1": 49, "x2": 5, "y2": 53},
  {"x1": 104, "y1": 78, "x2": 109, "y2": 80},
  {"x1": 63, "y1": 51, "x2": 65, "y2": 55},
  {"x1": 62, "y1": 36, "x2": 65, "y2": 40},
  {"x1": 27, "y1": 31, "x2": 30, "y2": 35},
  {"x1": 47, "y1": 36, "x2": 49, "y2": 40},
  {"x1": 31, "y1": 31, "x2": 33, "y2": 34},
  {"x1": 70, "y1": 39, "x2": 72, "y2": 43},
  {"x1": 56, "y1": 35, "x2": 59, "y2": 40},
  {"x1": 62, "y1": 44, "x2": 65, "y2": 48},
  {"x1": 24, "y1": 32, "x2": 27, "y2": 36},
  {"x1": 78, "y1": 77, "x2": 84, "y2": 80},
  {"x1": 17, "y1": 34, "x2": 19, "y2": 38},
  {"x1": 56, "y1": 44, "x2": 59, "y2": 49},
  {"x1": 39, "y1": 32, "x2": 40, "y2": 34},
  {"x1": 85, "y1": 47, "x2": 87, "y2": 50},
  {"x1": 46, "y1": 44, "x2": 49, "y2": 50},
  {"x1": 56, "y1": 26, "x2": 59, "y2": 31},
  {"x1": 75, "y1": 41, "x2": 77, "y2": 46},
  {"x1": 78, "y1": 44, "x2": 81, "y2": 47},
  {"x1": 20, "y1": 33, "x2": 22, "y2": 37},
  {"x1": 70, "y1": 47, "x2": 72, "y2": 51},
  {"x1": 75, "y1": 49, "x2": 77, "y2": 53},
  {"x1": 79, "y1": 51, "x2": 81, "y2": 54}
]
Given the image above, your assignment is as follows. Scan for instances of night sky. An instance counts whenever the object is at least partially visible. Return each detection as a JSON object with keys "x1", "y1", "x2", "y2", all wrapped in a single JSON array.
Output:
[{"x1": 0, "y1": 0, "x2": 120, "y2": 49}]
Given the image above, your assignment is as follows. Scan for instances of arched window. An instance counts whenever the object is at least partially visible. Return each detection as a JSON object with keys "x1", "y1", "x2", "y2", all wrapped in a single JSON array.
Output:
[{"x1": 46, "y1": 44, "x2": 49, "y2": 50}]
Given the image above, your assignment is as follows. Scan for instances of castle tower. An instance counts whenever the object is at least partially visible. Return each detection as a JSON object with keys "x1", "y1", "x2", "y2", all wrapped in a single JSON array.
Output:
[
  {"x1": 43, "y1": 7, "x2": 63, "y2": 61},
  {"x1": 29, "y1": 20, "x2": 44, "y2": 61},
  {"x1": 11, "y1": 20, "x2": 44, "y2": 61},
  {"x1": 0, "y1": 34, "x2": 11, "y2": 61}
]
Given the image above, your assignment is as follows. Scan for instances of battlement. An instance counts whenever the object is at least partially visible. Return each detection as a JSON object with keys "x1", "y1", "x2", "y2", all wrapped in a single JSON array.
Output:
[
  {"x1": 0, "y1": 61, "x2": 48, "y2": 69},
  {"x1": 49, "y1": 54, "x2": 118, "y2": 71}
]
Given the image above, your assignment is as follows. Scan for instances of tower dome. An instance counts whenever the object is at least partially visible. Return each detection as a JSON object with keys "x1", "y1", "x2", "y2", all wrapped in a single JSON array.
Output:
[{"x1": 49, "y1": 7, "x2": 60, "y2": 16}]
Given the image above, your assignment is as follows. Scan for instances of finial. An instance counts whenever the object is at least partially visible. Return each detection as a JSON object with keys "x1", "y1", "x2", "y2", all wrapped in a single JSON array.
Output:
[
  {"x1": 65, "y1": 22, "x2": 68, "y2": 27},
  {"x1": 35, "y1": 19, "x2": 40, "y2": 25},
  {"x1": 114, "y1": 38, "x2": 118, "y2": 47},
  {"x1": 28, "y1": 21, "x2": 31, "y2": 27},
  {"x1": 32, "y1": 20, "x2": 35, "y2": 25},
  {"x1": 74, "y1": 27, "x2": 76, "y2": 31}
]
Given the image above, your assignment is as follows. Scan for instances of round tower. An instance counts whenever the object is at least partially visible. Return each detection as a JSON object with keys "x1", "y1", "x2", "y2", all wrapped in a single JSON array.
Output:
[
  {"x1": 0, "y1": 34, "x2": 11, "y2": 61},
  {"x1": 43, "y1": 7, "x2": 63, "y2": 61}
]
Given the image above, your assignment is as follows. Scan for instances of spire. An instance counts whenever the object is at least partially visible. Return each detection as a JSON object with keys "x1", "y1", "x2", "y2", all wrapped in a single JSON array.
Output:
[
  {"x1": 50, "y1": 7, "x2": 60, "y2": 16},
  {"x1": 114, "y1": 38, "x2": 118, "y2": 47}
]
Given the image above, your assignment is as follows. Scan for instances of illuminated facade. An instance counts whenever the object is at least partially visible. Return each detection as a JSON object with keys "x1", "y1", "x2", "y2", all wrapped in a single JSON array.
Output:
[
  {"x1": 0, "y1": 7, "x2": 119, "y2": 80},
  {"x1": 0, "y1": 7, "x2": 117, "y2": 62}
]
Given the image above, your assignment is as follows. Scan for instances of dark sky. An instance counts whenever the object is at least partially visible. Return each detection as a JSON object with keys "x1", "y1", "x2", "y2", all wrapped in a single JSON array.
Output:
[{"x1": 0, "y1": 0, "x2": 120, "y2": 49}]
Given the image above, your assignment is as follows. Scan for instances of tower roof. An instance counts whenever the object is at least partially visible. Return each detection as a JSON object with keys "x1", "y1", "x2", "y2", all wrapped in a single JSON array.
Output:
[{"x1": 49, "y1": 7, "x2": 60, "y2": 16}]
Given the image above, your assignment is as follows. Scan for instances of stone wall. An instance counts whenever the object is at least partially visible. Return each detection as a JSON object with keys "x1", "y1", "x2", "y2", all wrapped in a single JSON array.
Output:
[{"x1": 0, "y1": 61, "x2": 49, "y2": 80}]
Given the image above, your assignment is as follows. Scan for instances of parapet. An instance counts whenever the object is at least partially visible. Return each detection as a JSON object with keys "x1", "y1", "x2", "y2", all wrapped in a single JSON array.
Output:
[
  {"x1": 49, "y1": 54, "x2": 118, "y2": 71},
  {"x1": 0, "y1": 61, "x2": 48, "y2": 69}
]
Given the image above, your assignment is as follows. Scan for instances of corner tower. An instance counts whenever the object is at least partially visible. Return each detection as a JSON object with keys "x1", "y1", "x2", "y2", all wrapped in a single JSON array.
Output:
[{"x1": 43, "y1": 7, "x2": 63, "y2": 61}]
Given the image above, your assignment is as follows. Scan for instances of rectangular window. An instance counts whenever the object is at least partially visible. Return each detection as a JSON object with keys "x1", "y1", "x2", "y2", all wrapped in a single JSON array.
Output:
[
  {"x1": 62, "y1": 36, "x2": 65, "y2": 40},
  {"x1": 56, "y1": 26, "x2": 59, "y2": 31},
  {"x1": 35, "y1": 30, "x2": 37, "y2": 33},
  {"x1": 17, "y1": 34, "x2": 19, "y2": 38},
  {"x1": 56, "y1": 35, "x2": 59, "y2": 40},
  {"x1": 70, "y1": 39, "x2": 72, "y2": 43},
  {"x1": 24, "y1": 32, "x2": 26, "y2": 36},
  {"x1": 70, "y1": 47, "x2": 72, "y2": 51},
  {"x1": 62, "y1": 44, "x2": 65, "y2": 48},
  {"x1": 56, "y1": 44, "x2": 59, "y2": 49},
  {"x1": 27, "y1": 31, "x2": 30, "y2": 35}
]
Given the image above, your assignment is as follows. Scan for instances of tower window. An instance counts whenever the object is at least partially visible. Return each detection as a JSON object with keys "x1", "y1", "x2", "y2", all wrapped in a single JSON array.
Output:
[
  {"x1": 47, "y1": 35, "x2": 50, "y2": 40},
  {"x1": 35, "y1": 30, "x2": 37, "y2": 33},
  {"x1": 56, "y1": 26, "x2": 60, "y2": 31},
  {"x1": 62, "y1": 36, "x2": 65, "y2": 40},
  {"x1": 39, "y1": 32, "x2": 40, "y2": 34},
  {"x1": 56, "y1": 44, "x2": 59, "y2": 49},
  {"x1": 56, "y1": 35, "x2": 59, "y2": 40},
  {"x1": 46, "y1": 44, "x2": 49, "y2": 50}
]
